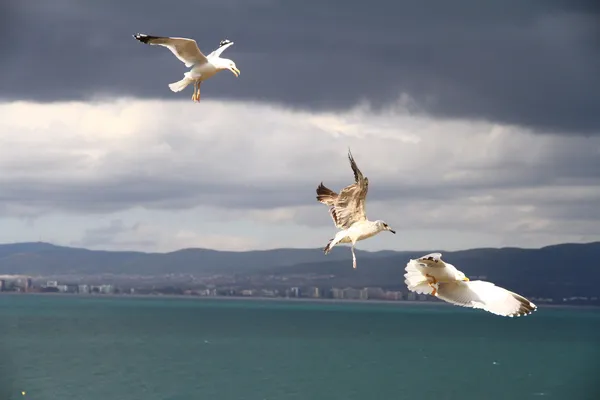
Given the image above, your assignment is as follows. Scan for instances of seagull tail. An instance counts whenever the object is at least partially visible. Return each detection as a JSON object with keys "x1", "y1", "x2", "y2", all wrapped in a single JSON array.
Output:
[
  {"x1": 404, "y1": 259, "x2": 435, "y2": 295},
  {"x1": 168, "y1": 77, "x2": 193, "y2": 93}
]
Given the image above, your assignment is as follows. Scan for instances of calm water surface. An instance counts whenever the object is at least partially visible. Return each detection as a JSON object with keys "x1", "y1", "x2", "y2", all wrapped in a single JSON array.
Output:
[{"x1": 0, "y1": 295, "x2": 598, "y2": 400}]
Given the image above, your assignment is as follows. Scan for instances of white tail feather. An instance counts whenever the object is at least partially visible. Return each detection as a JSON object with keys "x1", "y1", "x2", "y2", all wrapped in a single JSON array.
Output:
[
  {"x1": 168, "y1": 77, "x2": 192, "y2": 92},
  {"x1": 404, "y1": 259, "x2": 435, "y2": 295}
]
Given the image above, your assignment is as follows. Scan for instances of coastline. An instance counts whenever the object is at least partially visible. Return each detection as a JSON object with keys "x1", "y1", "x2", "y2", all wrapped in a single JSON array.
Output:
[{"x1": 1, "y1": 291, "x2": 598, "y2": 310}]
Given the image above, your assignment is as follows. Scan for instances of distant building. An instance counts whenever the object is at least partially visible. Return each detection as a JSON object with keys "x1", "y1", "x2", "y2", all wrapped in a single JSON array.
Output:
[
  {"x1": 78, "y1": 285, "x2": 90, "y2": 294},
  {"x1": 384, "y1": 291, "x2": 403, "y2": 301},
  {"x1": 359, "y1": 288, "x2": 368, "y2": 300},
  {"x1": 65, "y1": 284, "x2": 78, "y2": 293},
  {"x1": 342, "y1": 287, "x2": 361, "y2": 299},
  {"x1": 305, "y1": 287, "x2": 320, "y2": 298},
  {"x1": 0, "y1": 279, "x2": 5, "y2": 292},
  {"x1": 366, "y1": 287, "x2": 386, "y2": 300},
  {"x1": 99, "y1": 285, "x2": 114, "y2": 294}
]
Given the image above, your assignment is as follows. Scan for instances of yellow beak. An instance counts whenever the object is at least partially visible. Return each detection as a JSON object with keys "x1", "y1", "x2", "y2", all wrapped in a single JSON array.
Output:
[
  {"x1": 462, "y1": 277, "x2": 470, "y2": 281},
  {"x1": 230, "y1": 67, "x2": 240, "y2": 77}
]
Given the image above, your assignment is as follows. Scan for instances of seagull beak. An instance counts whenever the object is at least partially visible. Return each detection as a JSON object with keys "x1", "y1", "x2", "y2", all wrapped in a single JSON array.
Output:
[
  {"x1": 230, "y1": 67, "x2": 240, "y2": 77},
  {"x1": 389, "y1": 229, "x2": 396, "y2": 234},
  {"x1": 462, "y1": 277, "x2": 470, "y2": 281}
]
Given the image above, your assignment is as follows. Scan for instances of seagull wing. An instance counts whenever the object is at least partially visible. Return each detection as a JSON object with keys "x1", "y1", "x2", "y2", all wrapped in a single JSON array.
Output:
[
  {"x1": 133, "y1": 33, "x2": 208, "y2": 67},
  {"x1": 436, "y1": 280, "x2": 537, "y2": 317},
  {"x1": 334, "y1": 149, "x2": 370, "y2": 229},
  {"x1": 207, "y1": 39, "x2": 235, "y2": 59},
  {"x1": 316, "y1": 149, "x2": 369, "y2": 230}
]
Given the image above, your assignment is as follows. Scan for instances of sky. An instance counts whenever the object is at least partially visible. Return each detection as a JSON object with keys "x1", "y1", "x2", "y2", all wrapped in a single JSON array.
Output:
[{"x1": 1, "y1": 0, "x2": 599, "y2": 253}]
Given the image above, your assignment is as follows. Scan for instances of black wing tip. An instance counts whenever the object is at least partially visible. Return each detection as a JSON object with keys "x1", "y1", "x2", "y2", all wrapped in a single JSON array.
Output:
[
  {"x1": 133, "y1": 33, "x2": 149, "y2": 43},
  {"x1": 133, "y1": 33, "x2": 160, "y2": 44},
  {"x1": 323, "y1": 238, "x2": 334, "y2": 254},
  {"x1": 510, "y1": 297, "x2": 537, "y2": 317},
  {"x1": 347, "y1": 147, "x2": 357, "y2": 165},
  {"x1": 316, "y1": 182, "x2": 336, "y2": 199},
  {"x1": 219, "y1": 39, "x2": 233, "y2": 47}
]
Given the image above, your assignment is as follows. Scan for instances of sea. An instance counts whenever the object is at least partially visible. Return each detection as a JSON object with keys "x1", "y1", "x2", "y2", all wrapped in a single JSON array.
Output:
[{"x1": 0, "y1": 294, "x2": 598, "y2": 400}]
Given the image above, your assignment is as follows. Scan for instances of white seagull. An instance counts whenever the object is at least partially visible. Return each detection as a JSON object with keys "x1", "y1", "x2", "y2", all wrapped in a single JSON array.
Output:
[
  {"x1": 316, "y1": 149, "x2": 396, "y2": 269},
  {"x1": 133, "y1": 34, "x2": 240, "y2": 102},
  {"x1": 404, "y1": 253, "x2": 537, "y2": 317}
]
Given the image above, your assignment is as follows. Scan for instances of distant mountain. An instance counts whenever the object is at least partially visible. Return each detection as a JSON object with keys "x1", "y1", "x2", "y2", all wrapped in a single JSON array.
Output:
[
  {"x1": 0, "y1": 241, "x2": 599, "y2": 300},
  {"x1": 263, "y1": 242, "x2": 600, "y2": 299},
  {"x1": 0, "y1": 242, "x2": 391, "y2": 275}
]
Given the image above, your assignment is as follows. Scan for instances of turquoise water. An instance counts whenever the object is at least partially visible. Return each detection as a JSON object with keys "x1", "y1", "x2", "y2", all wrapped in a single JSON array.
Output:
[{"x1": 0, "y1": 295, "x2": 598, "y2": 400}]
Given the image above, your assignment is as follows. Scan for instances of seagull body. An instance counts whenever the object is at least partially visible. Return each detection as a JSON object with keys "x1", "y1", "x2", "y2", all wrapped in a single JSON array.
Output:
[
  {"x1": 133, "y1": 34, "x2": 240, "y2": 102},
  {"x1": 404, "y1": 253, "x2": 537, "y2": 317},
  {"x1": 316, "y1": 149, "x2": 395, "y2": 269}
]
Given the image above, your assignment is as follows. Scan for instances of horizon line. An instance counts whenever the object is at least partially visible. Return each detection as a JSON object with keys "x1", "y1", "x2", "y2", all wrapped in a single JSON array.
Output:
[{"x1": 1, "y1": 240, "x2": 599, "y2": 256}]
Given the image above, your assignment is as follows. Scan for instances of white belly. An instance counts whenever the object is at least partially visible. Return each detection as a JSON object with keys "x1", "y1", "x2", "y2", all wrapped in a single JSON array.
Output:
[
  {"x1": 188, "y1": 62, "x2": 218, "y2": 81},
  {"x1": 347, "y1": 222, "x2": 380, "y2": 242}
]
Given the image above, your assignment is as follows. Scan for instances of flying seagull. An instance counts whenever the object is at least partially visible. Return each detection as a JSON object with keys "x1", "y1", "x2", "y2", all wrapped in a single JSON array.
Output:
[
  {"x1": 404, "y1": 253, "x2": 537, "y2": 317},
  {"x1": 133, "y1": 34, "x2": 240, "y2": 102},
  {"x1": 316, "y1": 149, "x2": 395, "y2": 269}
]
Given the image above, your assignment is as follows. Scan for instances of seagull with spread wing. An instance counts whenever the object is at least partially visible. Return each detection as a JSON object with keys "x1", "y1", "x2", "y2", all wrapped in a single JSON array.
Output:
[
  {"x1": 133, "y1": 34, "x2": 240, "y2": 102},
  {"x1": 316, "y1": 149, "x2": 396, "y2": 269},
  {"x1": 404, "y1": 253, "x2": 537, "y2": 317}
]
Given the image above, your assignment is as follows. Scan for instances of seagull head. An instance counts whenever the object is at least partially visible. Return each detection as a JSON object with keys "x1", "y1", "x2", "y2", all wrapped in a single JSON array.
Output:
[
  {"x1": 216, "y1": 58, "x2": 240, "y2": 77},
  {"x1": 455, "y1": 270, "x2": 470, "y2": 281},
  {"x1": 376, "y1": 220, "x2": 396, "y2": 234}
]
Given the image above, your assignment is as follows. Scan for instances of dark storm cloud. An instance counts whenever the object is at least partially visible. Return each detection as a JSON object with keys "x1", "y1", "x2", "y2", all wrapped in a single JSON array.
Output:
[{"x1": 1, "y1": 0, "x2": 599, "y2": 133}]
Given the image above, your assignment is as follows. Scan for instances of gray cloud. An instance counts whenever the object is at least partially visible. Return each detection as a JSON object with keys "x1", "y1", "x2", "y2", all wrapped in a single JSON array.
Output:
[
  {"x1": 2, "y1": 0, "x2": 599, "y2": 133},
  {"x1": 1, "y1": 99, "x2": 600, "y2": 248}
]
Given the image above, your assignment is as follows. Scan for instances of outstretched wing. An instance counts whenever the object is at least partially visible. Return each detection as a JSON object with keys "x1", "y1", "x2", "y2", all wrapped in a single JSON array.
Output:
[
  {"x1": 207, "y1": 39, "x2": 235, "y2": 59},
  {"x1": 133, "y1": 33, "x2": 208, "y2": 67},
  {"x1": 316, "y1": 149, "x2": 369, "y2": 229},
  {"x1": 436, "y1": 280, "x2": 537, "y2": 317}
]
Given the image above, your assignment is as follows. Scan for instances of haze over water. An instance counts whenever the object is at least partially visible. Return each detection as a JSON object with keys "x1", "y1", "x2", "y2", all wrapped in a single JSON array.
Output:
[{"x1": 1, "y1": 295, "x2": 598, "y2": 400}]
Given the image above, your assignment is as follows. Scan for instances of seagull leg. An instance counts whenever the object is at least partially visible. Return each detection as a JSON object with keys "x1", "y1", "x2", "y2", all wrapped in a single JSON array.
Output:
[
  {"x1": 196, "y1": 81, "x2": 202, "y2": 102},
  {"x1": 351, "y1": 245, "x2": 357, "y2": 269},
  {"x1": 192, "y1": 81, "x2": 197, "y2": 101},
  {"x1": 430, "y1": 285, "x2": 437, "y2": 296},
  {"x1": 425, "y1": 273, "x2": 438, "y2": 296}
]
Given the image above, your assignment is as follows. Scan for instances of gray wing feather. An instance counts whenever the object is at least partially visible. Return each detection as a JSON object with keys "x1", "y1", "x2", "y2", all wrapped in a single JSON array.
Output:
[
  {"x1": 133, "y1": 33, "x2": 207, "y2": 67},
  {"x1": 207, "y1": 40, "x2": 235, "y2": 59}
]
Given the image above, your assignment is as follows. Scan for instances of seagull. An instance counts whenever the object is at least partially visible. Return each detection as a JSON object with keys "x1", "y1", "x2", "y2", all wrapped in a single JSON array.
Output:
[
  {"x1": 133, "y1": 34, "x2": 240, "y2": 102},
  {"x1": 316, "y1": 149, "x2": 396, "y2": 269},
  {"x1": 404, "y1": 253, "x2": 537, "y2": 317}
]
